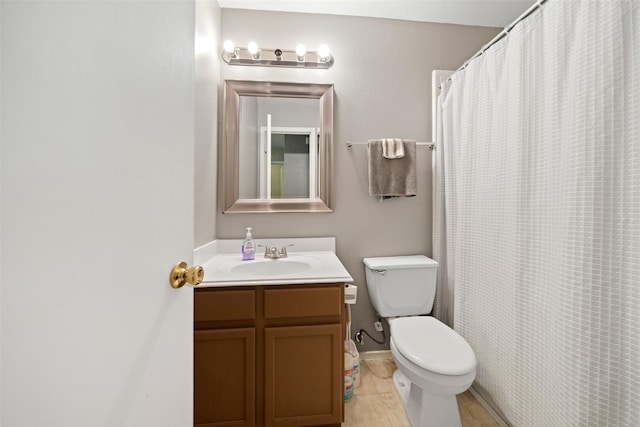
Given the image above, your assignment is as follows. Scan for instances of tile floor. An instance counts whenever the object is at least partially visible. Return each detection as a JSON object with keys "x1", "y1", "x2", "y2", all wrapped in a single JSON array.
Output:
[{"x1": 342, "y1": 354, "x2": 500, "y2": 427}]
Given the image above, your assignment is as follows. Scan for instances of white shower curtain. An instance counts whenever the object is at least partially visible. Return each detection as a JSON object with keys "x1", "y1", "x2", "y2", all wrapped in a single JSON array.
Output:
[{"x1": 434, "y1": 0, "x2": 639, "y2": 425}]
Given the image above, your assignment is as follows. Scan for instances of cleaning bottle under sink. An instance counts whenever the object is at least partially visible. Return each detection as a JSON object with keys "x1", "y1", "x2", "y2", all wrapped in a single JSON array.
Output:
[{"x1": 241, "y1": 227, "x2": 255, "y2": 261}]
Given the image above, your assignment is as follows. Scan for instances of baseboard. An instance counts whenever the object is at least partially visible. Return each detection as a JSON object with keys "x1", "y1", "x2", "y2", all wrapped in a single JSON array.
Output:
[
  {"x1": 468, "y1": 386, "x2": 511, "y2": 427},
  {"x1": 359, "y1": 350, "x2": 392, "y2": 360}
]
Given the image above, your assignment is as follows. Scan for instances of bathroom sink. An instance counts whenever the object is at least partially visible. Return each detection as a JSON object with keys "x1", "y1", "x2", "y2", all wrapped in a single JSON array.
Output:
[
  {"x1": 199, "y1": 251, "x2": 353, "y2": 286},
  {"x1": 230, "y1": 258, "x2": 313, "y2": 276}
]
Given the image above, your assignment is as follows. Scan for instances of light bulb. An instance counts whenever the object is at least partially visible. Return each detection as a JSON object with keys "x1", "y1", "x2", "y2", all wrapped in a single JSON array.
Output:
[
  {"x1": 296, "y1": 43, "x2": 306, "y2": 58},
  {"x1": 318, "y1": 44, "x2": 330, "y2": 60},
  {"x1": 223, "y1": 40, "x2": 235, "y2": 53},
  {"x1": 247, "y1": 42, "x2": 259, "y2": 55}
]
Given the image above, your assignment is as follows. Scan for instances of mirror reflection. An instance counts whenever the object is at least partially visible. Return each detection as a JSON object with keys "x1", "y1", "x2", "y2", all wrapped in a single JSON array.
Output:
[
  {"x1": 238, "y1": 97, "x2": 320, "y2": 199},
  {"x1": 222, "y1": 80, "x2": 334, "y2": 214}
]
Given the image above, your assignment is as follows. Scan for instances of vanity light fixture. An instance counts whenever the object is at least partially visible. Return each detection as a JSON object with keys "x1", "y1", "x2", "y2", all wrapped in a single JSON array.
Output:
[{"x1": 222, "y1": 40, "x2": 333, "y2": 69}]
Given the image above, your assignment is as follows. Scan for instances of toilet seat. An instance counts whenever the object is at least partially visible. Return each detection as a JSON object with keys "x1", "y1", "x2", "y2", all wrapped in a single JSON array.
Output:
[{"x1": 390, "y1": 316, "x2": 476, "y2": 375}]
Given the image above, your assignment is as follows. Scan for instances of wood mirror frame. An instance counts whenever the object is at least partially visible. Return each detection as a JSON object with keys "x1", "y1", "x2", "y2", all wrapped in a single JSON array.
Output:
[{"x1": 221, "y1": 80, "x2": 334, "y2": 213}]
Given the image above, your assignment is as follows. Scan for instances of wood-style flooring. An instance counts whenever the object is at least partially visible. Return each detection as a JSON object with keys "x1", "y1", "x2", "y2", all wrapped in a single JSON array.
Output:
[{"x1": 342, "y1": 353, "x2": 500, "y2": 427}]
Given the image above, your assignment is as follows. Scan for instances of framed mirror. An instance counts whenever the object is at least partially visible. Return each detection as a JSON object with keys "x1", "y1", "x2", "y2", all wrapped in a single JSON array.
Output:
[{"x1": 221, "y1": 80, "x2": 334, "y2": 213}]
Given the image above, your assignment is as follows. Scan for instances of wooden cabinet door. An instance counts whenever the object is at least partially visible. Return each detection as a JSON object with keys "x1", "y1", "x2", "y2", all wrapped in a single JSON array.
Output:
[
  {"x1": 194, "y1": 328, "x2": 255, "y2": 427},
  {"x1": 264, "y1": 324, "x2": 342, "y2": 427}
]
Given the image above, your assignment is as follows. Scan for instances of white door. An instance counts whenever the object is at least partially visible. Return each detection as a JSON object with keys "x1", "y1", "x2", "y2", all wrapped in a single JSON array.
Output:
[
  {"x1": 258, "y1": 126, "x2": 318, "y2": 199},
  {"x1": 1, "y1": 2, "x2": 196, "y2": 426}
]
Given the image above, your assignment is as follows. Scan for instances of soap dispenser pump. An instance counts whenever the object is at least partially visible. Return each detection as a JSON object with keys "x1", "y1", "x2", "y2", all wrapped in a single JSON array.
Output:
[{"x1": 242, "y1": 227, "x2": 255, "y2": 260}]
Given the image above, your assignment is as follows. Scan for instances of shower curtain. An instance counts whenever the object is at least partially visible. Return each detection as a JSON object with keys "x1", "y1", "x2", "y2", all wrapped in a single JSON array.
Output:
[{"x1": 434, "y1": 0, "x2": 639, "y2": 425}]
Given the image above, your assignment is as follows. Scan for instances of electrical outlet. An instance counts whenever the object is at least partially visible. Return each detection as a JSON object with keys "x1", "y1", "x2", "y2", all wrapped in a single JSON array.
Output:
[{"x1": 374, "y1": 321, "x2": 383, "y2": 332}]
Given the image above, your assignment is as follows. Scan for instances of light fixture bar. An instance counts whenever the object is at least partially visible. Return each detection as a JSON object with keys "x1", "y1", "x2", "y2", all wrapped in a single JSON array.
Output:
[{"x1": 222, "y1": 47, "x2": 334, "y2": 69}]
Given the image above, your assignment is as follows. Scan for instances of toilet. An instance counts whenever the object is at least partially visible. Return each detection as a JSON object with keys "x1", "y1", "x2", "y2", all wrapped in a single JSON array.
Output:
[{"x1": 363, "y1": 255, "x2": 476, "y2": 427}]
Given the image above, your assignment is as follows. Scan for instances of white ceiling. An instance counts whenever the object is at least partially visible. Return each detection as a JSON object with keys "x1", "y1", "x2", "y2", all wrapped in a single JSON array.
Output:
[{"x1": 217, "y1": 0, "x2": 538, "y2": 28}]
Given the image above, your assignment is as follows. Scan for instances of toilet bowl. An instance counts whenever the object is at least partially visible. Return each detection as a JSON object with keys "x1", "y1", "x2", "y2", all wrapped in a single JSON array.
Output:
[
  {"x1": 363, "y1": 256, "x2": 477, "y2": 427},
  {"x1": 390, "y1": 317, "x2": 476, "y2": 427}
]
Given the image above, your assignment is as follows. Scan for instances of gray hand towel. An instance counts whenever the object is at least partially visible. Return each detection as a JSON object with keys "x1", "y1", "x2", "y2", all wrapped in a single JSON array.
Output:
[{"x1": 367, "y1": 139, "x2": 417, "y2": 199}]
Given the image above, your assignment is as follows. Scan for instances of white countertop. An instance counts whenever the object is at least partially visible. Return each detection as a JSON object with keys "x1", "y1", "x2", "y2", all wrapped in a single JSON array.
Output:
[{"x1": 194, "y1": 238, "x2": 353, "y2": 287}]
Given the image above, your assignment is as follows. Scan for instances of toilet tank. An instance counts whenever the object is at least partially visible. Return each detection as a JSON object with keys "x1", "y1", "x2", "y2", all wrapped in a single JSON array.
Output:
[{"x1": 363, "y1": 255, "x2": 438, "y2": 317}]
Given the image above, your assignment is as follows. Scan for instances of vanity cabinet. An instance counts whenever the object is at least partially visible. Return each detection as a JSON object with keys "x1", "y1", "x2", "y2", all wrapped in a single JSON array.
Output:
[{"x1": 194, "y1": 283, "x2": 344, "y2": 427}]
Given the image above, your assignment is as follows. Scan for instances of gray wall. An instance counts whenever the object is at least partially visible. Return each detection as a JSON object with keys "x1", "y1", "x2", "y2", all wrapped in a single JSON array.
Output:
[
  {"x1": 195, "y1": 0, "x2": 221, "y2": 246},
  {"x1": 212, "y1": 9, "x2": 500, "y2": 351}
]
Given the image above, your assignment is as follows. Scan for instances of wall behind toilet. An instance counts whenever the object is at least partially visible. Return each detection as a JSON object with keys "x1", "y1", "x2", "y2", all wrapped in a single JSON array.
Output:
[{"x1": 196, "y1": 7, "x2": 500, "y2": 351}]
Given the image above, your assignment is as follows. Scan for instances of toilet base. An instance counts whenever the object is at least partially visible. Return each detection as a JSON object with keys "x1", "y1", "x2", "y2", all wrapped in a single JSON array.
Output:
[{"x1": 393, "y1": 370, "x2": 462, "y2": 427}]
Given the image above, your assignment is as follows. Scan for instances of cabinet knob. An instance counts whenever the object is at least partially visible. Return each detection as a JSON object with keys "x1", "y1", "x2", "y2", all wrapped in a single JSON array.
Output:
[{"x1": 170, "y1": 262, "x2": 204, "y2": 288}]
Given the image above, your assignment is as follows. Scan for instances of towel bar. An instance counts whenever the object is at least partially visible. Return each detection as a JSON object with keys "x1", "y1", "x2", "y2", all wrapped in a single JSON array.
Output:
[{"x1": 346, "y1": 141, "x2": 435, "y2": 149}]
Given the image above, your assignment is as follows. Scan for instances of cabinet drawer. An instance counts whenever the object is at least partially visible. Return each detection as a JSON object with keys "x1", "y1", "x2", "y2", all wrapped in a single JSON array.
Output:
[
  {"x1": 264, "y1": 286, "x2": 342, "y2": 319},
  {"x1": 195, "y1": 289, "x2": 256, "y2": 322}
]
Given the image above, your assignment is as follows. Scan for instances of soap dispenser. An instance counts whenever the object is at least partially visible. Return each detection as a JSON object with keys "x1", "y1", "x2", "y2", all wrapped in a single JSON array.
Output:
[{"x1": 241, "y1": 227, "x2": 255, "y2": 260}]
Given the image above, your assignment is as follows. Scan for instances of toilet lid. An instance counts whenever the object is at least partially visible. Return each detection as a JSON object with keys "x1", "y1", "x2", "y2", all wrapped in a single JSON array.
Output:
[{"x1": 390, "y1": 317, "x2": 476, "y2": 375}]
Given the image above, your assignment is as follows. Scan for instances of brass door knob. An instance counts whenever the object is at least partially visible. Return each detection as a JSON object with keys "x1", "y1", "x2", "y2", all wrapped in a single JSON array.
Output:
[{"x1": 170, "y1": 262, "x2": 204, "y2": 288}]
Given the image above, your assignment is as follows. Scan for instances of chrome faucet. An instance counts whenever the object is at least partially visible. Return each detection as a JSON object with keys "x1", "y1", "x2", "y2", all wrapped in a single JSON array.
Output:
[{"x1": 260, "y1": 244, "x2": 293, "y2": 259}]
